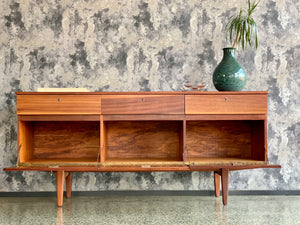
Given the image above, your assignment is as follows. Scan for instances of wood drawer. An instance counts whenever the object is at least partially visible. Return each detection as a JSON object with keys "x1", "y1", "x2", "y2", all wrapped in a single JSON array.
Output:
[
  {"x1": 17, "y1": 95, "x2": 101, "y2": 114},
  {"x1": 185, "y1": 94, "x2": 267, "y2": 114},
  {"x1": 101, "y1": 95, "x2": 184, "y2": 114}
]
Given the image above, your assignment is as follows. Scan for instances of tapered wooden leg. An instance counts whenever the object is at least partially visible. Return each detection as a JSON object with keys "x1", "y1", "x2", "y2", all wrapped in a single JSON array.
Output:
[
  {"x1": 221, "y1": 168, "x2": 229, "y2": 205},
  {"x1": 214, "y1": 171, "x2": 221, "y2": 197},
  {"x1": 56, "y1": 171, "x2": 65, "y2": 207},
  {"x1": 66, "y1": 172, "x2": 72, "y2": 199}
]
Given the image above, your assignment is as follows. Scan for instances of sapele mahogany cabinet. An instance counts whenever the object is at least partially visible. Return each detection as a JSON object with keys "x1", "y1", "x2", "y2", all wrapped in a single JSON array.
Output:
[{"x1": 4, "y1": 91, "x2": 280, "y2": 207}]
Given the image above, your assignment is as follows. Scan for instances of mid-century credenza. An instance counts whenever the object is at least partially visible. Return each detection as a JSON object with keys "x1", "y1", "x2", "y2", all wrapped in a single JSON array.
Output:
[{"x1": 4, "y1": 91, "x2": 281, "y2": 206}]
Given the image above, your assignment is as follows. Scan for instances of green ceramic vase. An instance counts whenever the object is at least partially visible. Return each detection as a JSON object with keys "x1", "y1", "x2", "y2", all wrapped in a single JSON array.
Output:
[{"x1": 213, "y1": 48, "x2": 246, "y2": 91}]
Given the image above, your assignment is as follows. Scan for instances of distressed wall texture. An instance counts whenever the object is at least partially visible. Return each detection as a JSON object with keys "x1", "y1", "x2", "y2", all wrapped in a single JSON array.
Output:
[{"x1": 0, "y1": 0, "x2": 299, "y2": 192}]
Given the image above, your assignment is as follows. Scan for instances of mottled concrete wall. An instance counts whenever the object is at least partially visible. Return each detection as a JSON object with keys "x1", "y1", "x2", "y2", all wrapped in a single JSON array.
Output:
[{"x1": 0, "y1": 0, "x2": 299, "y2": 192}]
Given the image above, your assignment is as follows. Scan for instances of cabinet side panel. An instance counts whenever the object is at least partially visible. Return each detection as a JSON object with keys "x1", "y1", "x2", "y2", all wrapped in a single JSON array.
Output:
[
  {"x1": 19, "y1": 120, "x2": 34, "y2": 163},
  {"x1": 251, "y1": 120, "x2": 267, "y2": 161}
]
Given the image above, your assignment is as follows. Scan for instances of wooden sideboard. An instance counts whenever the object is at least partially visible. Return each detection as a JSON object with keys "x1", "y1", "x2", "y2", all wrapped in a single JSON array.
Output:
[{"x1": 4, "y1": 91, "x2": 280, "y2": 206}]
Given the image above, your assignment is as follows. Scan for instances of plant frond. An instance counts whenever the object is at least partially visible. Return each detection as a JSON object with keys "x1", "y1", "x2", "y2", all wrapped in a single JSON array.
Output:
[
  {"x1": 241, "y1": 21, "x2": 246, "y2": 49},
  {"x1": 255, "y1": 24, "x2": 258, "y2": 48},
  {"x1": 225, "y1": 0, "x2": 260, "y2": 49}
]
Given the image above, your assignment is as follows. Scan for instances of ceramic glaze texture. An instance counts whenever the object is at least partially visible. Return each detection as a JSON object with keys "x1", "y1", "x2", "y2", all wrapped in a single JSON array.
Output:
[
  {"x1": 0, "y1": 0, "x2": 299, "y2": 192},
  {"x1": 213, "y1": 48, "x2": 246, "y2": 91}
]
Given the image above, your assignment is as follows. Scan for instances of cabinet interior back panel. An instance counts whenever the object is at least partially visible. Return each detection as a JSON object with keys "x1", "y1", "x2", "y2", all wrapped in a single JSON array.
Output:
[
  {"x1": 105, "y1": 121, "x2": 181, "y2": 160},
  {"x1": 186, "y1": 121, "x2": 252, "y2": 158},
  {"x1": 32, "y1": 121, "x2": 100, "y2": 159}
]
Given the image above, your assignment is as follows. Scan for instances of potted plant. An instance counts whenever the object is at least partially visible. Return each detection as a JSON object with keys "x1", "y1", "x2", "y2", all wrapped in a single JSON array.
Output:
[{"x1": 213, "y1": 0, "x2": 260, "y2": 91}]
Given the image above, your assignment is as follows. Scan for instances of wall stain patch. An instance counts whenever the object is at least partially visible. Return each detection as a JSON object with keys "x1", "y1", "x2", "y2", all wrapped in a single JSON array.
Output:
[
  {"x1": 133, "y1": 1, "x2": 154, "y2": 30},
  {"x1": 43, "y1": 5, "x2": 63, "y2": 36},
  {"x1": 172, "y1": 13, "x2": 191, "y2": 37},
  {"x1": 69, "y1": 40, "x2": 91, "y2": 75},
  {"x1": 5, "y1": 2, "x2": 25, "y2": 30},
  {"x1": 197, "y1": 40, "x2": 217, "y2": 66}
]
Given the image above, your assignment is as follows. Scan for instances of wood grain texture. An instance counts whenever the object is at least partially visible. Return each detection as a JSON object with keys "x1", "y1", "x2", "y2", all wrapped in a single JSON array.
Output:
[
  {"x1": 4, "y1": 164, "x2": 281, "y2": 172},
  {"x1": 103, "y1": 115, "x2": 185, "y2": 121},
  {"x1": 186, "y1": 114, "x2": 266, "y2": 121},
  {"x1": 186, "y1": 121, "x2": 252, "y2": 159},
  {"x1": 17, "y1": 95, "x2": 101, "y2": 115},
  {"x1": 185, "y1": 94, "x2": 267, "y2": 114},
  {"x1": 102, "y1": 159, "x2": 185, "y2": 167},
  {"x1": 18, "y1": 115, "x2": 100, "y2": 121},
  {"x1": 105, "y1": 121, "x2": 181, "y2": 160},
  {"x1": 18, "y1": 158, "x2": 98, "y2": 167},
  {"x1": 101, "y1": 95, "x2": 184, "y2": 114},
  {"x1": 32, "y1": 121, "x2": 100, "y2": 160},
  {"x1": 187, "y1": 157, "x2": 267, "y2": 166}
]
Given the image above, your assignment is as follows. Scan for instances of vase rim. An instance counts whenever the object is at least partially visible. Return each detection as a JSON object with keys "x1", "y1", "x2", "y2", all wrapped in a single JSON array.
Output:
[{"x1": 223, "y1": 47, "x2": 236, "y2": 50}]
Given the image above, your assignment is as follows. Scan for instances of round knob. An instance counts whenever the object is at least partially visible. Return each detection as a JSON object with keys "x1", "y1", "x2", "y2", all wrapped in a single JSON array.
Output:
[
  {"x1": 58, "y1": 98, "x2": 61, "y2": 102},
  {"x1": 142, "y1": 98, "x2": 145, "y2": 102},
  {"x1": 225, "y1": 97, "x2": 228, "y2": 101}
]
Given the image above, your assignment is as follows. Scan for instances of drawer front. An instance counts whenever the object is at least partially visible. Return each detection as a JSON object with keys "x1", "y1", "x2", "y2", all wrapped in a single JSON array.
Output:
[
  {"x1": 185, "y1": 94, "x2": 267, "y2": 114},
  {"x1": 17, "y1": 95, "x2": 101, "y2": 114},
  {"x1": 102, "y1": 95, "x2": 184, "y2": 114}
]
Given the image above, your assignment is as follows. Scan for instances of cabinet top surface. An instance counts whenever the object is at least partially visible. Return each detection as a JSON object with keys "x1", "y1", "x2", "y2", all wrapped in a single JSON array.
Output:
[{"x1": 16, "y1": 91, "x2": 268, "y2": 95}]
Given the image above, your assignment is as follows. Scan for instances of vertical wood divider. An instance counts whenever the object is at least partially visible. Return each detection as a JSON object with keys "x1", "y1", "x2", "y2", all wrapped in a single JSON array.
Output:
[
  {"x1": 182, "y1": 117, "x2": 187, "y2": 162},
  {"x1": 264, "y1": 118, "x2": 268, "y2": 161},
  {"x1": 100, "y1": 115, "x2": 106, "y2": 163}
]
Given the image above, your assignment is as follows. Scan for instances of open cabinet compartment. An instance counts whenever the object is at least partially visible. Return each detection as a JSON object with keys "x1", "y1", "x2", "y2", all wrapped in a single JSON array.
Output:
[
  {"x1": 186, "y1": 120, "x2": 267, "y2": 165},
  {"x1": 102, "y1": 120, "x2": 184, "y2": 165},
  {"x1": 18, "y1": 120, "x2": 100, "y2": 166}
]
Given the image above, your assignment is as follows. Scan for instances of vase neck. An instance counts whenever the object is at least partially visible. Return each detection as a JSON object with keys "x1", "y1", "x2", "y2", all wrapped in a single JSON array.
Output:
[{"x1": 223, "y1": 48, "x2": 236, "y2": 58}]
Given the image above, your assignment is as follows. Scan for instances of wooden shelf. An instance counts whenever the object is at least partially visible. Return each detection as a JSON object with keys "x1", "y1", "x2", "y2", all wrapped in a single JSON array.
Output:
[
  {"x1": 103, "y1": 158, "x2": 184, "y2": 166},
  {"x1": 187, "y1": 157, "x2": 267, "y2": 166},
  {"x1": 19, "y1": 158, "x2": 98, "y2": 167}
]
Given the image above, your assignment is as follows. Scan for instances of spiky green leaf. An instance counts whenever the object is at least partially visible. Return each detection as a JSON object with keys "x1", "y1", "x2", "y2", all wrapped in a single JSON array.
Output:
[{"x1": 225, "y1": 0, "x2": 260, "y2": 50}]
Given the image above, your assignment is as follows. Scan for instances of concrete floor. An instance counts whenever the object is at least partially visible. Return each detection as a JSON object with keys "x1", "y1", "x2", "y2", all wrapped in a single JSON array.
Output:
[{"x1": 0, "y1": 195, "x2": 299, "y2": 225}]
